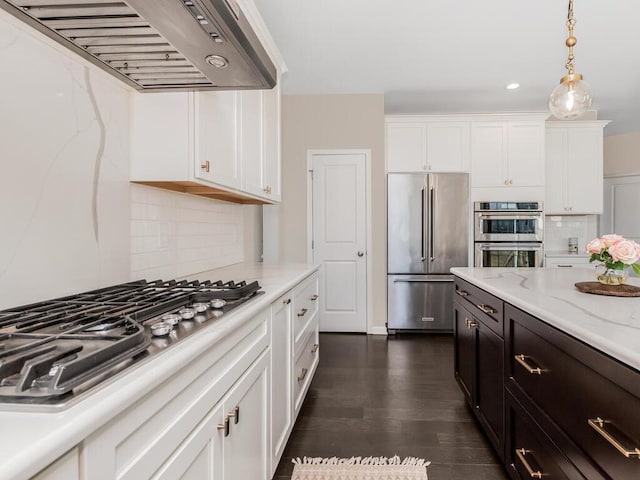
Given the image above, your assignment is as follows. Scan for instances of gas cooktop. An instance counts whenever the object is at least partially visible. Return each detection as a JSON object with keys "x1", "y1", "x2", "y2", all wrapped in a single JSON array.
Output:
[{"x1": 0, "y1": 279, "x2": 263, "y2": 409}]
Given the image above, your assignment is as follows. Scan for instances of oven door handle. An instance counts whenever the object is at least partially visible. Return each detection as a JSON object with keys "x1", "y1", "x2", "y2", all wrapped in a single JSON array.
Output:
[{"x1": 476, "y1": 243, "x2": 543, "y2": 251}]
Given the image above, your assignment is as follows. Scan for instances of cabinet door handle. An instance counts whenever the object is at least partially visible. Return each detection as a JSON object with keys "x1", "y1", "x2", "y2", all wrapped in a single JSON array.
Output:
[
  {"x1": 476, "y1": 304, "x2": 497, "y2": 315},
  {"x1": 227, "y1": 406, "x2": 240, "y2": 424},
  {"x1": 455, "y1": 289, "x2": 469, "y2": 297},
  {"x1": 297, "y1": 308, "x2": 308, "y2": 317},
  {"x1": 200, "y1": 161, "x2": 210, "y2": 172},
  {"x1": 311, "y1": 343, "x2": 319, "y2": 353},
  {"x1": 514, "y1": 354, "x2": 545, "y2": 375},
  {"x1": 310, "y1": 294, "x2": 318, "y2": 301},
  {"x1": 515, "y1": 448, "x2": 545, "y2": 479},
  {"x1": 588, "y1": 417, "x2": 640, "y2": 458},
  {"x1": 217, "y1": 417, "x2": 230, "y2": 437},
  {"x1": 283, "y1": 298, "x2": 291, "y2": 305},
  {"x1": 465, "y1": 318, "x2": 478, "y2": 329},
  {"x1": 297, "y1": 367, "x2": 309, "y2": 383}
]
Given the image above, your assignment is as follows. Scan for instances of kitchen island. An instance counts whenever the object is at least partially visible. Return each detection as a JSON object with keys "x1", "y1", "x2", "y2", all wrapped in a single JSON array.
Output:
[
  {"x1": 0, "y1": 263, "x2": 319, "y2": 480},
  {"x1": 451, "y1": 267, "x2": 640, "y2": 480}
]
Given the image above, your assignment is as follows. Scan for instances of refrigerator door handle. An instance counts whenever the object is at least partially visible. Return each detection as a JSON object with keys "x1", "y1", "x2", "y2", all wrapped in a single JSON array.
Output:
[
  {"x1": 429, "y1": 185, "x2": 435, "y2": 262},
  {"x1": 421, "y1": 187, "x2": 426, "y2": 262}
]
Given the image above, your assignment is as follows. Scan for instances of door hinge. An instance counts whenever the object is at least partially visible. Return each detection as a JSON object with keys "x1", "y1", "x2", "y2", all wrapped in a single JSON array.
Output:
[
  {"x1": 311, "y1": 240, "x2": 314, "y2": 249},
  {"x1": 308, "y1": 169, "x2": 313, "y2": 180}
]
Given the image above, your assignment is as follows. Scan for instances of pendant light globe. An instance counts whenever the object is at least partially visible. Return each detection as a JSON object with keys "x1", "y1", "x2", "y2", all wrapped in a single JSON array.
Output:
[{"x1": 548, "y1": 73, "x2": 593, "y2": 120}]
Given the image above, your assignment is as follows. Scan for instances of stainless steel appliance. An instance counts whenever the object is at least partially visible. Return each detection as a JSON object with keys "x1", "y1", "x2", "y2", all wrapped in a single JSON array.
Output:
[
  {"x1": 0, "y1": 279, "x2": 262, "y2": 410},
  {"x1": 473, "y1": 201, "x2": 544, "y2": 267},
  {"x1": 0, "y1": 0, "x2": 276, "y2": 91},
  {"x1": 387, "y1": 173, "x2": 469, "y2": 333}
]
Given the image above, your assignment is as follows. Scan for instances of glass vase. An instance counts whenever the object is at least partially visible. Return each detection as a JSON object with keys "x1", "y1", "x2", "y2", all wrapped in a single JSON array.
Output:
[{"x1": 595, "y1": 264, "x2": 628, "y2": 286}]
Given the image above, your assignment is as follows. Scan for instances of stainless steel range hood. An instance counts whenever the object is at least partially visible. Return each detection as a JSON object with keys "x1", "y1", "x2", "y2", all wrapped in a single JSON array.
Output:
[{"x1": 0, "y1": 0, "x2": 277, "y2": 91}]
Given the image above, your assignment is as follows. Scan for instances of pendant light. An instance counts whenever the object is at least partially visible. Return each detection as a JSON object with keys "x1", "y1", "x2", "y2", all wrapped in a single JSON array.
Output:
[{"x1": 548, "y1": 0, "x2": 593, "y2": 120}]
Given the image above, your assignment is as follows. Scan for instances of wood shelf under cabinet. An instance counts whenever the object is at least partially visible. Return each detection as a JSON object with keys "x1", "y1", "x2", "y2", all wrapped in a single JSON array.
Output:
[{"x1": 132, "y1": 181, "x2": 269, "y2": 205}]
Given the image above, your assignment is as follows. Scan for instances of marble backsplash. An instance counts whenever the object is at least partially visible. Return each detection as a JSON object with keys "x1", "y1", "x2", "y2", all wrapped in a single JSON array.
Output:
[{"x1": 0, "y1": 10, "x2": 249, "y2": 309}]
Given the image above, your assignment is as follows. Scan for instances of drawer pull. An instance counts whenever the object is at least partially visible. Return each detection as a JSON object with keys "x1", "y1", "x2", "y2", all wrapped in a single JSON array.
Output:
[
  {"x1": 298, "y1": 367, "x2": 309, "y2": 383},
  {"x1": 297, "y1": 308, "x2": 308, "y2": 317},
  {"x1": 310, "y1": 294, "x2": 319, "y2": 301},
  {"x1": 283, "y1": 298, "x2": 291, "y2": 305},
  {"x1": 227, "y1": 406, "x2": 240, "y2": 424},
  {"x1": 515, "y1": 448, "x2": 545, "y2": 479},
  {"x1": 217, "y1": 417, "x2": 230, "y2": 437},
  {"x1": 477, "y1": 304, "x2": 497, "y2": 315},
  {"x1": 588, "y1": 417, "x2": 640, "y2": 458},
  {"x1": 514, "y1": 354, "x2": 544, "y2": 375},
  {"x1": 465, "y1": 318, "x2": 478, "y2": 329},
  {"x1": 557, "y1": 264, "x2": 573, "y2": 268},
  {"x1": 455, "y1": 289, "x2": 469, "y2": 297},
  {"x1": 311, "y1": 343, "x2": 319, "y2": 353}
]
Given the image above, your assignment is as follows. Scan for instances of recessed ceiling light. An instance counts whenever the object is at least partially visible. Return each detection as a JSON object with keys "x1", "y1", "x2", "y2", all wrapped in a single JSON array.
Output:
[{"x1": 506, "y1": 83, "x2": 520, "y2": 90}]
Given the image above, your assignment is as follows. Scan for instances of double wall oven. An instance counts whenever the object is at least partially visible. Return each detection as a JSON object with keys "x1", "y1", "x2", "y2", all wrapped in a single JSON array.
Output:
[{"x1": 474, "y1": 201, "x2": 544, "y2": 267}]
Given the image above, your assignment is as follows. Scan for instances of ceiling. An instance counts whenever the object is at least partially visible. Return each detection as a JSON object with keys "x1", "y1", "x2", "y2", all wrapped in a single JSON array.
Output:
[{"x1": 253, "y1": 0, "x2": 640, "y2": 136}]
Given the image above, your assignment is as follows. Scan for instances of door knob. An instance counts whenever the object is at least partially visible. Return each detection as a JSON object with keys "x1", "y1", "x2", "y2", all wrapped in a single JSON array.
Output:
[{"x1": 357, "y1": 251, "x2": 364, "y2": 257}]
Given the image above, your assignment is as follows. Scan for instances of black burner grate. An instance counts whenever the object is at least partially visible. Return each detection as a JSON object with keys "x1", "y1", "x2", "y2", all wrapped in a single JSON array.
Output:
[{"x1": 0, "y1": 279, "x2": 262, "y2": 404}]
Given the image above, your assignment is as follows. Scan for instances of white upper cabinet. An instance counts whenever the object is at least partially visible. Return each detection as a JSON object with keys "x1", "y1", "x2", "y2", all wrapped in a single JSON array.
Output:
[
  {"x1": 195, "y1": 91, "x2": 240, "y2": 189},
  {"x1": 262, "y1": 84, "x2": 281, "y2": 201},
  {"x1": 129, "y1": 0, "x2": 285, "y2": 205},
  {"x1": 470, "y1": 119, "x2": 545, "y2": 188},
  {"x1": 386, "y1": 118, "x2": 469, "y2": 172},
  {"x1": 545, "y1": 121, "x2": 609, "y2": 214}
]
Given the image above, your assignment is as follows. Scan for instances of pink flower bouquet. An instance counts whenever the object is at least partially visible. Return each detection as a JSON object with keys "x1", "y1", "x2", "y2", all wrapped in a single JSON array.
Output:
[{"x1": 585, "y1": 234, "x2": 640, "y2": 275}]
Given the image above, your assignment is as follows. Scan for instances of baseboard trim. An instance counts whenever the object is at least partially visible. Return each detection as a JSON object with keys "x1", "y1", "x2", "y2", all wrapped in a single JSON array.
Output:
[{"x1": 368, "y1": 326, "x2": 388, "y2": 336}]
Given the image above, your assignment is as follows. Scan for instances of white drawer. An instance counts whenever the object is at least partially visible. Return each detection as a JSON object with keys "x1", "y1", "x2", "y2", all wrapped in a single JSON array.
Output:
[
  {"x1": 293, "y1": 272, "x2": 319, "y2": 350},
  {"x1": 293, "y1": 325, "x2": 319, "y2": 415},
  {"x1": 545, "y1": 256, "x2": 591, "y2": 268}
]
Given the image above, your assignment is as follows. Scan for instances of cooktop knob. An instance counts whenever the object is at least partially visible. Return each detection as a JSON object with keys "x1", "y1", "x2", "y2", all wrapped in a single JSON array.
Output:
[
  {"x1": 151, "y1": 322, "x2": 172, "y2": 337},
  {"x1": 178, "y1": 308, "x2": 196, "y2": 320},
  {"x1": 210, "y1": 299, "x2": 226, "y2": 309},
  {"x1": 162, "y1": 314, "x2": 181, "y2": 326},
  {"x1": 192, "y1": 302, "x2": 209, "y2": 313}
]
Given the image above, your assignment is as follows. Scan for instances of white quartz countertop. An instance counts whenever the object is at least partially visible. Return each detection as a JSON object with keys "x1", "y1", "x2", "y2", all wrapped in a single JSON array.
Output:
[
  {"x1": 451, "y1": 267, "x2": 640, "y2": 372},
  {"x1": 0, "y1": 262, "x2": 318, "y2": 480}
]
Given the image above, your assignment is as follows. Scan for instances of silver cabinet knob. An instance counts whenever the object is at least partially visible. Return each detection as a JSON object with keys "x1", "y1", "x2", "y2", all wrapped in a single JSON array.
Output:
[{"x1": 357, "y1": 251, "x2": 364, "y2": 257}]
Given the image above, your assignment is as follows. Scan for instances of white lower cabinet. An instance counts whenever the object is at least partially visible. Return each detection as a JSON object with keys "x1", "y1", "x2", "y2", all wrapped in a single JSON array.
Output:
[
  {"x1": 74, "y1": 271, "x2": 319, "y2": 480},
  {"x1": 32, "y1": 448, "x2": 79, "y2": 480},
  {"x1": 270, "y1": 295, "x2": 293, "y2": 476}
]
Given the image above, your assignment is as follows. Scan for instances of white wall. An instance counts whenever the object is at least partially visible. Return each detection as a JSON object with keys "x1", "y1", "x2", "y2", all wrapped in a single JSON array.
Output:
[
  {"x1": 0, "y1": 10, "x2": 257, "y2": 309},
  {"x1": 604, "y1": 131, "x2": 640, "y2": 177},
  {"x1": 264, "y1": 94, "x2": 386, "y2": 332}
]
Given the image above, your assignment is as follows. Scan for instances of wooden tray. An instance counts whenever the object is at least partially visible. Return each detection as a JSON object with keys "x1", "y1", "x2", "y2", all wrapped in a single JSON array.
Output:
[{"x1": 575, "y1": 282, "x2": 640, "y2": 297}]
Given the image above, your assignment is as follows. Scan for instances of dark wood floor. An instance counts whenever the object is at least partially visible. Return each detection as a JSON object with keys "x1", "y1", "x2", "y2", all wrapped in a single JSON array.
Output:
[{"x1": 274, "y1": 333, "x2": 509, "y2": 480}]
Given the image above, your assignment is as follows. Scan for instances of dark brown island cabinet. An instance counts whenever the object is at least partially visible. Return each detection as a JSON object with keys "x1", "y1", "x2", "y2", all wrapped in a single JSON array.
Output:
[{"x1": 454, "y1": 277, "x2": 640, "y2": 480}]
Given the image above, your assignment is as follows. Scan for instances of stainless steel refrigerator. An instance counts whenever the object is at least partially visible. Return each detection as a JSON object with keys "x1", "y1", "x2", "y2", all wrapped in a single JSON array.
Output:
[{"x1": 387, "y1": 173, "x2": 469, "y2": 332}]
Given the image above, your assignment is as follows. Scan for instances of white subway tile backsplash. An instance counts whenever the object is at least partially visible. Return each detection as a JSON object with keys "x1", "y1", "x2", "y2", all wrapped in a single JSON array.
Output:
[
  {"x1": 130, "y1": 184, "x2": 245, "y2": 279},
  {"x1": 545, "y1": 215, "x2": 599, "y2": 253}
]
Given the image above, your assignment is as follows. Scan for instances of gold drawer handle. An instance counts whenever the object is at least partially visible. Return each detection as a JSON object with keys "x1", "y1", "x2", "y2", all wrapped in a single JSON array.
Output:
[
  {"x1": 297, "y1": 367, "x2": 309, "y2": 383},
  {"x1": 588, "y1": 417, "x2": 640, "y2": 458},
  {"x1": 476, "y1": 303, "x2": 497, "y2": 315},
  {"x1": 311, "y1": 343, "x2": 319, "y2": 353},
  {"x1": 283, "y1": 298, "x2": 291, "y2": 305},
  {"x1": 455, "y1": 289, "x2": 469, "y2": 297},
  {"x1": 297, "y1": 308, "x2": 308, "y2": 317},
  {"x1": 310, "y1": 294, "x2": 319, "y2": 301},
  {"x1": 515, "y1": 448, "x2": 545, "y2": 479},
  {"x1": 514, "y1": 354, "x2": 545, "y2": 375},
  {"x1": 217, "y1": 417, "x2": 230, "y2": 437},
  {"x1": 465, "y1": 318, "x2": 478, "y2": 329}
]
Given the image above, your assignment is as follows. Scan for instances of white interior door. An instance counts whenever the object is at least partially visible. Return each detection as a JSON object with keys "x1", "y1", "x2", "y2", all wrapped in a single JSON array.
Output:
[{"x1": 311, "y1": 152, "x2": 367, "y2": 333}]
